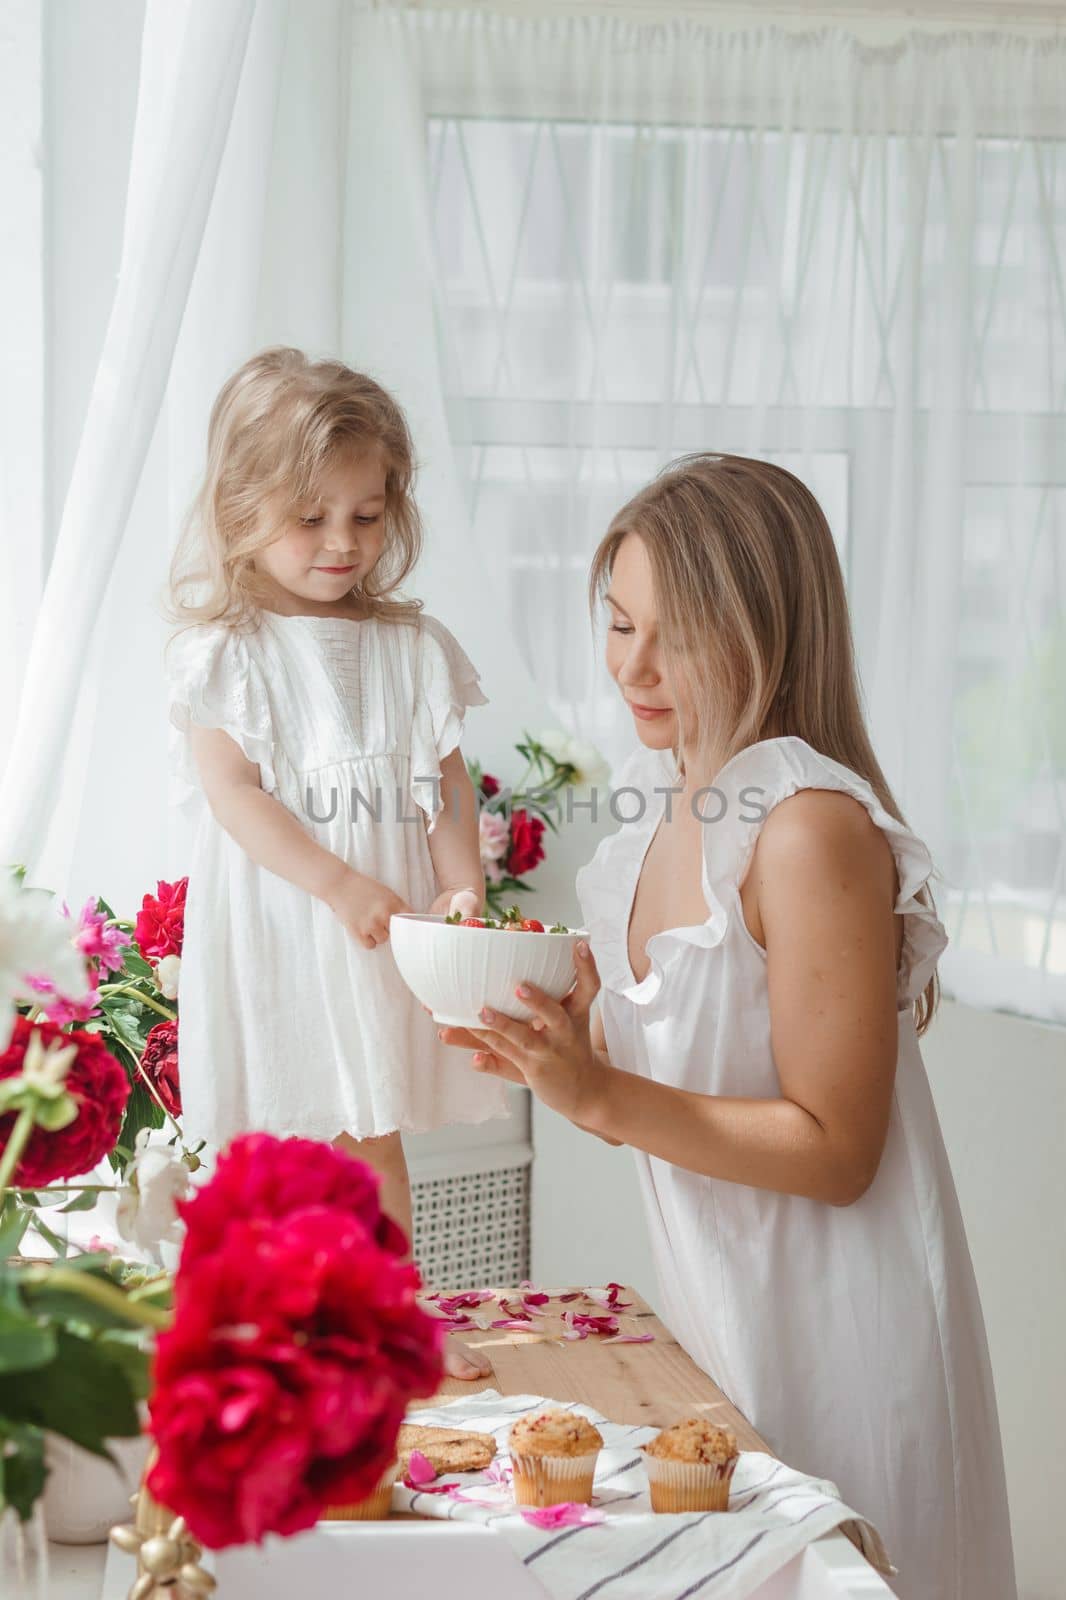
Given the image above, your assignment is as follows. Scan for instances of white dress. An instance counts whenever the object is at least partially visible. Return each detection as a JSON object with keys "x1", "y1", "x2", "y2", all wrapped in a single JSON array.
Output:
[
  {"x1": 575, "y1": 736, "x2": 1016, "y2": 1600},
  {"x1": 164, "y1": 608, "x2": 509, "y2": 1146}
]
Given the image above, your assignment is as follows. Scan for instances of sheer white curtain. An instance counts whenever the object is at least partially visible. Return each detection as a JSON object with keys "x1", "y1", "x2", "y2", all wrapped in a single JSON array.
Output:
[
  {"x1": 3, "y1": 4, "x2": 1064, "y2": 1024},
  {"x1": 0, "y1": 0, "x2": 548, "y2": 918},
  {"x1": 388, "y1": 9, "x2": 1066, "y2": 1024}
]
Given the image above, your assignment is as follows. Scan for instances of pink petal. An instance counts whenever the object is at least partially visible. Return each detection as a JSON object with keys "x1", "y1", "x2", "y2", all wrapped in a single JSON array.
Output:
[
  {"x1": 490, "y1": 1319, "x2": 539, "y2": 1332},
  {"x1": 485, "y1": 1460, "x2": 513, "y2": 1486},
  {"x1": 496, "y1": 1298, "x2": 532, "y2": 1321},
  {"x1": 435, "y1": 1291, "x2": 494, "y2": 1316},
  {"x1": 519, "y1": 1502, "x2": 606, "y2": 1530},
  {"x1": 569, "y1": 1313, "x2": 619, "y2": 1336},
  {"x1": 602, "y1": 1332, "x2": 655, "y2": 1344},
  {"x1": 406, "y1": 1450, "x2": 438, "y2": 1486},
  {"x1": 558, "y1": 1292, "x2": 583, "y2": 1303},
  {"x1": 521, "y1": 1292, "x2": 550, "y2": 1308}
]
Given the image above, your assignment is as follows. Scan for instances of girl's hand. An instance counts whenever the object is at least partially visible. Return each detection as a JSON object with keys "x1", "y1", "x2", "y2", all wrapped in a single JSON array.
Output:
[
  {"x1": 438, "y1": 942, "x2": 605, "y2": 1124},
  {"x1": 327, "y1": 867, "x2": 412, "y2": 950},
  {"x1": 428, "y1": 886, "x2": 482, "y2": 920}
]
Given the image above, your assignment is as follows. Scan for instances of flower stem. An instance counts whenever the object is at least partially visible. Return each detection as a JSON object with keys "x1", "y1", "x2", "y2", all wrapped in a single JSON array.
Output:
[
  {"x1": 0, "y1": 1107, "x2": 37, "y2": 1195},
  {"x1": 11, "y1": 1184, "x2": 121, "y2": 1195},
  {"x1": 97, "y1": 984, "x2": 176, "y2": 1022},
  {"x1": 21, "y1": 1264, "x2": 171, "y2": 1329}
]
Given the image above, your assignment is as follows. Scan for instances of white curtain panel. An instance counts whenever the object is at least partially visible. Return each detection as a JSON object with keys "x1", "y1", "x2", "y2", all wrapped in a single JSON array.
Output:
[
  {"x1": 0, "y1": 0, "x2": 549, "y2": 917},
  {"x1": 2, "y1": 3, "x2": 1063, "y2": 1025},
  {"x1": 389, "y1": 8, "x2": 1066, "y2": 1024}
]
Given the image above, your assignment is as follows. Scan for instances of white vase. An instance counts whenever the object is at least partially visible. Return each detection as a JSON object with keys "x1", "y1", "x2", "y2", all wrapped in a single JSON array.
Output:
[{"x1": 41, "y1": 1430, "x2": 152, "y2": 1545}]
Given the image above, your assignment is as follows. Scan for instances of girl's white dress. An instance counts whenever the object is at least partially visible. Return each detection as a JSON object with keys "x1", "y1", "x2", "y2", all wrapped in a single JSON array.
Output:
[
  {"x1": 575, "y1": 736, "x2": 1016, "y2": 1600},
  {"x1": 164, "y1": 608, "x2": 509, "y2": 1146}
]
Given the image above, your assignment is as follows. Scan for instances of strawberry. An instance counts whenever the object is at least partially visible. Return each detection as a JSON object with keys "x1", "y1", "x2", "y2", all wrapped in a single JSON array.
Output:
[
  {"x1": 459, "y1": 917, "x2": 486, "y2": 928},
  {"x1": 520, "y1": 918, "x2": 545, "y2": 933}
]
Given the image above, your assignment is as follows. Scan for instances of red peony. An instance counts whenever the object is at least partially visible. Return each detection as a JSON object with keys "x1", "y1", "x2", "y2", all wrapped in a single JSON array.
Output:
[
  {"x1": 0, "y1": 1017, "x2": 130, "y2": 1185},
  {"x1": 505, "y1": 809, "x2": 546, "y2": 878},
  {"x1": 480, "y1": 773, "x2": 500, "y2": 798},
  {"x1": 175, "y1": 1132, "x2": 409, "y2": 1267},
  {"x1": 140, "y1": 1020, "x2": 181, "y2": 1117},
  {"x1": 147, "y1": 1136, "x2": 444, "y2": 1548},
  {"x1": 135, "y1": 878, "x2": 187, "y2": 962}
]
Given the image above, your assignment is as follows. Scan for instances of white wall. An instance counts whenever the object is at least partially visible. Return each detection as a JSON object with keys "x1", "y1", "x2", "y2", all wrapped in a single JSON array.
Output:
[{"x1": 923, "y1": 1002, "x2": 1065, "y2": 1600}]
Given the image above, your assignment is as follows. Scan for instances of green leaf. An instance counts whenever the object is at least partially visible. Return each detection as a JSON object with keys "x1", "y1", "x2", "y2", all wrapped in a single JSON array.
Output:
[
  {"x1": 56, "y1": 1189, "x2": 100, "y2": 1215},
  {"x1": 122, "y1": 950, "x2": 155, "y2": 981},
  {"x1": 22, "y1": 1281, "x2": 143, "y2": 1333},
  {"x1": 113, "y1": 1082, "x2": 165, "y2": 1177},
  {"x1": 0, "y1": 1196, "x2": 32, "y2": 1259},
  {"x1": 28, "y1": 1214, "x2": 69, "y2": 1259},
  {"x1": 94, "y1": 1332, "x2": 153, "y2": 1402},
  {"x1": 39, "y1": 1251, "x2": 114, "y2": 1275},
  {"x1": 0, "y1": 1422, "x2": 48, "y2": 1521},
  {"x1": 0, "y1": 1328, "x2": 141, "y2": 1455},
  {"x1": 0, "y1": 1302, "x2": 56, "y2": 1373},
  {"x1": 103, "y1": 1004, "x2": 149, "y2": 1053}
]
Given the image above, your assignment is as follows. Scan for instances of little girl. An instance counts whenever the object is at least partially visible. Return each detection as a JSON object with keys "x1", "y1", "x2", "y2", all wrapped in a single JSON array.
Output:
[{"x1": 162, "y1": 346, "x2": 507, "y2": 1377}]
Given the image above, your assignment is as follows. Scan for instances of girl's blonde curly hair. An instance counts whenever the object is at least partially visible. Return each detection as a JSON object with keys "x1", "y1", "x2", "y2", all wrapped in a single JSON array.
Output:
[{"x1": 162, "y1": 347, "x2": 423, "y2": 636}]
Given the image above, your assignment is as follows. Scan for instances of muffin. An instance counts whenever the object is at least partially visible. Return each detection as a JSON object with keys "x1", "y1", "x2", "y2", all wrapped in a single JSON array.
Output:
[
  {"x1": 509, "y1": 1410, "x2": 604, "y2": 1507},
  {"x1": 642, "y1": 1419, "x2": 738, "y2": 1513},
  {"x1": 320, "y1": 1458, "x2": 398, "y2": 1521}
]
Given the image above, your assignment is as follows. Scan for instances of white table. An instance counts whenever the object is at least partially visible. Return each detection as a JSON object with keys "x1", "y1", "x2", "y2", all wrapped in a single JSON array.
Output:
[{"x1": 94, "y1": 1522, "x2": 892, "y2": 1598}]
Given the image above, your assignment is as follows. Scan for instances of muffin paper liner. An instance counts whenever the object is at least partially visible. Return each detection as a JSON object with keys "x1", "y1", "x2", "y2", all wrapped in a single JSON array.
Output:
[
  {"x1": 511, "y1": 1449, "x2": 600, "y2": 1508},
  {"x1": 642, "y1": 1452, "x2": 737, "y2": 1513}
]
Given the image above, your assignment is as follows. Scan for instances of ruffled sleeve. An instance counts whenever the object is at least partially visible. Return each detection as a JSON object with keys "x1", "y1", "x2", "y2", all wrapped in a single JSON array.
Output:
[
  {"x1": 408, "y1": 613, "x2": 489, "y2": 831},
  {"x1": 695, "y1": 738, "x2": 949, "y2": 1011},
  {"x1": 164, "y1": 622, "x2": 278, "y2": 810}
]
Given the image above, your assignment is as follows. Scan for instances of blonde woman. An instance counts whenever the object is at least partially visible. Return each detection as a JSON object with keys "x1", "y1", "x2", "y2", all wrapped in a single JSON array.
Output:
[
  {"x1": 441, "y1": 456, "x2": 1016, "y2": 1596},
  {"x1": 163, "y1": 347, "x2": 505, "y2": 1378}
]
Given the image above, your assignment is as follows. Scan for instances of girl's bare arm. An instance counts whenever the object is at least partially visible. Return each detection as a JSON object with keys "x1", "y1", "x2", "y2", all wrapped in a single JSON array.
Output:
[{"x1": 424, "y1": 745, "x2": 485, "y2": 913}]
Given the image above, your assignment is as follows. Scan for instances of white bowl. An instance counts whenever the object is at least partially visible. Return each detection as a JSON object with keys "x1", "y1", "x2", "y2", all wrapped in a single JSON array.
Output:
[{"x1": 389, "y1": 913, "x2": 587, "y2": 1028}]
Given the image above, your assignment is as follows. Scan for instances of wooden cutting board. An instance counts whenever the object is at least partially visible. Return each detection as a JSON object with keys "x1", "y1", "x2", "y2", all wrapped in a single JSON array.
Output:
[{"x1": 429, "y1": 1285, "x2": 769, "y2": 1453}]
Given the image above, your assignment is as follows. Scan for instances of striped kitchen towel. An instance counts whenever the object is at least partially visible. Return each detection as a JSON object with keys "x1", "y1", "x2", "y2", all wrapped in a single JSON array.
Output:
[{"x1": 393, "y1": 1390, "x2": 896, "y2": 1600}]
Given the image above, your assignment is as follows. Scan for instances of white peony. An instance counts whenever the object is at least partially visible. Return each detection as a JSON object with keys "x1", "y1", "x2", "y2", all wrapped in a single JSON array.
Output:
[
  {"x1": 153, "y1": 954, "x2": 181, "y2": 1000},
  {"x1": 0, "y1": 870, "x2": 91, "y2": 1052},
  {"x1": 115, "y1": 1128, "x2": 192, "y2": 1257},
  {"x1": 536, "y1": 729, "x2": 610, "y2": 791}
]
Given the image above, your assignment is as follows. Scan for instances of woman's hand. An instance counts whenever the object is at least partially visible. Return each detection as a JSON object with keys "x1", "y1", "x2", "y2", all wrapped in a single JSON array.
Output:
[
  {"x1": 437, "y1": 942, "x2": 606, "y2": 1124},
  {"x1": 327, "y1": 867, "x2": 412, "y2": 950}
]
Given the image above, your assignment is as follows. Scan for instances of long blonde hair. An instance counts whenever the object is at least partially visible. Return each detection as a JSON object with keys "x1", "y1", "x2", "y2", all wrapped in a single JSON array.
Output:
[
  {"x1": 589, "y1": 452, "x2": 939, "y2": 1035},
  {"x1": 162, "y1": 347, "x2": 423, "y2": 635}
]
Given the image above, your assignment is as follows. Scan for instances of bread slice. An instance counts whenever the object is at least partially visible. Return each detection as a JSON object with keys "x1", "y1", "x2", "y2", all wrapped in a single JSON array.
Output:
[{"x1": 397, "y1": 1422, "x2": 497, "y2": 1474}]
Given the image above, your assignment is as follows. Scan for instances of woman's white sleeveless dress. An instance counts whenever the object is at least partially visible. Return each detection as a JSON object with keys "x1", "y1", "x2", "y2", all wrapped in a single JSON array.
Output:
[
  {"x1": 164, "y1": 608, "x2": 508, "y2": 1147},
  {"x1": 574, "y1": 736, "x2": 1015, "y2": 1600}
]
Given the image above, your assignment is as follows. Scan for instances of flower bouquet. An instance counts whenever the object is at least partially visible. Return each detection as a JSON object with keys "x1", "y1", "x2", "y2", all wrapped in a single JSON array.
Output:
[
  {"x1": 471, "y1": 730, "x2": 607, "y2": 920},
  {"x1": 0, "y1": 868, "x2": 445, "y2": 1594}
]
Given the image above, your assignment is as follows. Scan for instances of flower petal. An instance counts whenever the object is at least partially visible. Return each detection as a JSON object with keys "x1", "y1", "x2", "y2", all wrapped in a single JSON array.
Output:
[
  {"x1": 519, "y1": 1502, "x2": 606, "y2": 1530},
  {"x1": 405, "y1": 1450, "x2": 438, "y2": 1486}
]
